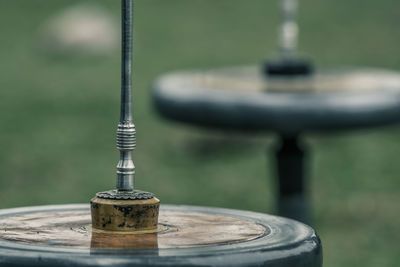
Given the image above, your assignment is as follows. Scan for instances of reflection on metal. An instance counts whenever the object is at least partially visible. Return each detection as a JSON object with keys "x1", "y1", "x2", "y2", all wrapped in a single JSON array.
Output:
[
  {"x1": 91, "y1": 0, "x2": 159, "y2": 233},
  {"x1": 91, "y1": 224, "x2": 168, "y2": 235},
  {"x1": 91, "y1": 231, "x2": 159, "y2": 250}
]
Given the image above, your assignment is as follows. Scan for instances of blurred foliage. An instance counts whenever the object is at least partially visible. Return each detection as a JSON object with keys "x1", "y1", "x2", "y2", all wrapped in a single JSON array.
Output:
[{"x1": 0, "y1": 0, "x2": 399, "y2": 266}]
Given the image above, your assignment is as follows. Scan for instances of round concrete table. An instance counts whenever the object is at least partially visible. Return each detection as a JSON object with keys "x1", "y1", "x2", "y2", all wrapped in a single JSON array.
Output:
[
  {"x1": 152, "y1": 66, "x2": 400, "y2": 223},
  {"x1": 0, "y1": 204, "x2": 321, "y2": 266}
]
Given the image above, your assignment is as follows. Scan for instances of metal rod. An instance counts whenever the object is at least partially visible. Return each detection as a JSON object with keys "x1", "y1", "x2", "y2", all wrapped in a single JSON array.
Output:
[
  {"x1": 116, "y1": 0, "x2": 135, "y2": 191},
  {"x1": 121, "y1": 0, "x2": 133, "y2": 123},
  {"x1": 279, "y1": 0, "x2": 299, "y2": 60},
  {"x1": 275, "y1": 134, "x2": 310, "y2": 224}
]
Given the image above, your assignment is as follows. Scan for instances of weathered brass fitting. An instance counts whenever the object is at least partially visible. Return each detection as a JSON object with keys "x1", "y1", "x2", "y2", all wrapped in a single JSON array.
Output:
[{"x1": 91, "y1": 196, "x2": 160, "y2": 232}]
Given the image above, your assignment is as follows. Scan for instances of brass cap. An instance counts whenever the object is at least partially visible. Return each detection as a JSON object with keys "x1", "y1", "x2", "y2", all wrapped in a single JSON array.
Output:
[{"x1": 90, "y1": 197, "x2": 160, "y2": 232}]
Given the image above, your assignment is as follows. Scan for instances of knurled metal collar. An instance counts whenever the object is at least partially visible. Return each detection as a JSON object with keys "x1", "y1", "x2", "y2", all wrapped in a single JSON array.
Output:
[{"x1": 96, "y1": 189, "x2": 155, "y2": 200}]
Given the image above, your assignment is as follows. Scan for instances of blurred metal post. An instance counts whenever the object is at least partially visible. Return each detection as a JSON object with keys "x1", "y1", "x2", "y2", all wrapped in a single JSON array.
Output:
[
  {"x1": 270, "y1": 0, "x2": 312, "y2": 223},
  {"x1": 279, "y1": 0, "x2": 299, "y2": 60},
  {"x1": 275, "y1": 135, "x2": 310, "y2": 223}
]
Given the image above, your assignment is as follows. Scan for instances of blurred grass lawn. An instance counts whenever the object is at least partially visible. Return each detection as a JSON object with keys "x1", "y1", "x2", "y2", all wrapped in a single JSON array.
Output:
[{"x1": 0, "y1": 0, "x2": 400, "y2": 266}]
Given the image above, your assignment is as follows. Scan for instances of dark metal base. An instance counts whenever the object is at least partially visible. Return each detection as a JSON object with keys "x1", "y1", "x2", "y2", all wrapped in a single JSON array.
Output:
[
  {"x1": 0, "y1": 204, "x2": 322, "y2": 267},
  {"x1": 265, "y1": 58, "x2": 314, "y2": 76}
]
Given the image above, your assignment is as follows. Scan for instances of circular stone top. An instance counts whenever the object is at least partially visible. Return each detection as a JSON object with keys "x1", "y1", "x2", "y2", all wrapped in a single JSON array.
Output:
[
  {"x1": 0, "y1": 204, "x2": 321, "y2": 267},
  {"x1": 153, "y1": 66, "x2": 400, "y2": 133}
]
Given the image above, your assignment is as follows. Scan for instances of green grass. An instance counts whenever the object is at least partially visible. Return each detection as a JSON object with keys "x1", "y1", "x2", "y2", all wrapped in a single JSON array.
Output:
[{"x1": 0, "y1": 0, "x2": 400, "y2": 266}]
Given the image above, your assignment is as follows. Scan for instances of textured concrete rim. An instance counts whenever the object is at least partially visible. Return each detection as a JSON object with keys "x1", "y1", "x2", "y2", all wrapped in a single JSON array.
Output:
[
  {"x1": 152, "y1": 66, "x2": 400, "y2": 133},
  {"x1": 0, "y1": 204, "x2": 322, "y2": 266}
]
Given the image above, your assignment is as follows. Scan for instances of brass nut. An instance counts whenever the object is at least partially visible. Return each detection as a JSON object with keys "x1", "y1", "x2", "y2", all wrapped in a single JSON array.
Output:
[{"x1": 90, "y1": 197, "x2": 160, "y2": 232}]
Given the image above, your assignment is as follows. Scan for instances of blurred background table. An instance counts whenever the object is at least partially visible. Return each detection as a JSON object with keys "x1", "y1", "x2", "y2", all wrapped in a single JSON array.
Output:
[{"x1": 153, "y1": 66, "x2": 400, "y2": 223}]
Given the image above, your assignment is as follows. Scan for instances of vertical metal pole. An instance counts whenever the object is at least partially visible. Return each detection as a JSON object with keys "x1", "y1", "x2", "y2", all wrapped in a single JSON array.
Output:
[
  {"x1": 275, "y1": 134, "x2": 310, "y2": 223},
  {"x1": 279, "y1": 0, "x2": 299, "y2": 60},
  {"x1": 116, "y1": 0, "x2": 135, "y2": 191}
]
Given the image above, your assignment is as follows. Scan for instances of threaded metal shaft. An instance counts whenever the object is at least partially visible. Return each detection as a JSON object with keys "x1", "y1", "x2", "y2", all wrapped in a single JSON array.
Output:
[{"x1": 116, "y1": 0, "x2": 135, "y2": 191}]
